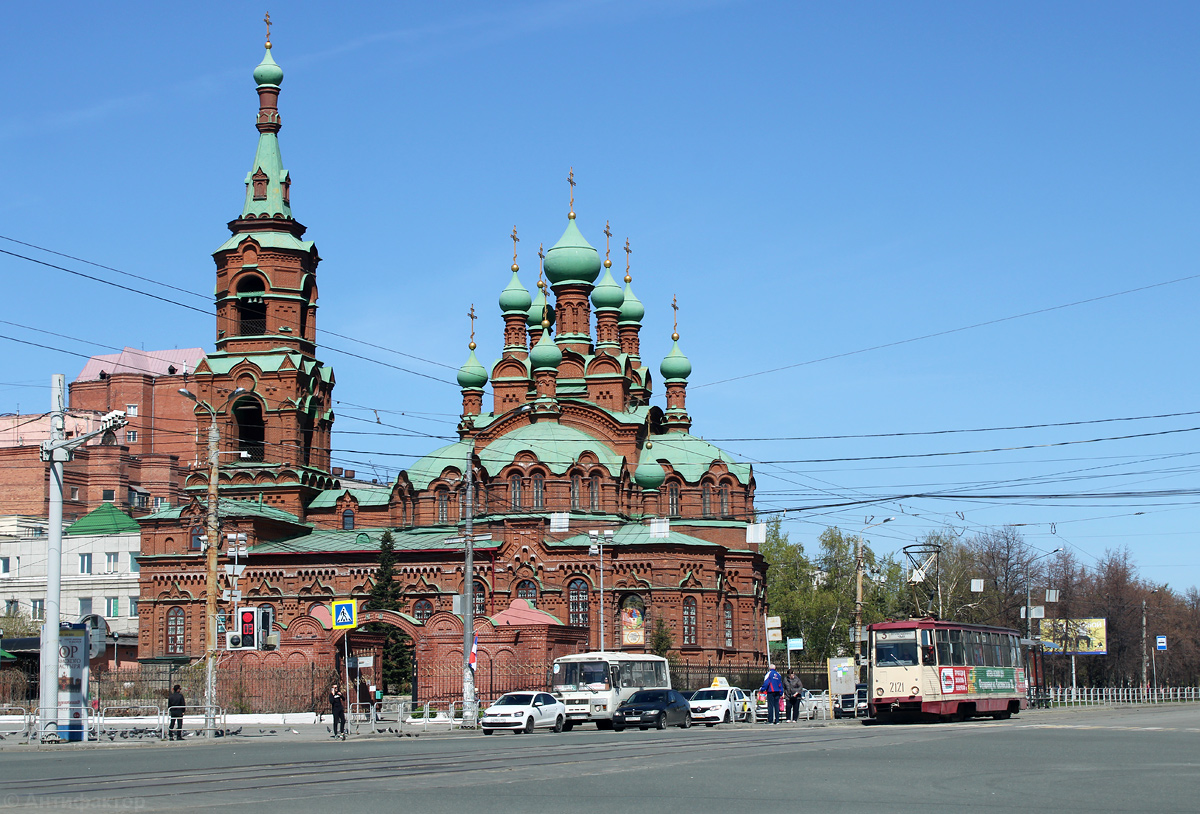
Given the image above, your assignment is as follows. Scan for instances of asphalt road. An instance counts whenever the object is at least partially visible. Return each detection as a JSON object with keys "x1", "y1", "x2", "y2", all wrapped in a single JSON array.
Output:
[{"x1": 1, "y1": 705, "x2": 1197, "y2": 813}]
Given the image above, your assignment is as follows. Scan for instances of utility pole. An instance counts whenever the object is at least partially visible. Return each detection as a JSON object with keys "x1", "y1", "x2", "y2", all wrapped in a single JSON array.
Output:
[
  {"x1": 203, "y1": 417, "x2": 219, "y2": 738},
  {"x1": 1141, "y1": 597, "x2": 1147, "y2": 692},
  {"x1": 854, "y1": 517, "x2": 892, "y2": 682},
  {"x1": 38, "y1": 375, "x2": 126, "y2": 740},
  {"x1": 589, "y1": 530, "x2": 613, "y2": 651},
  {"x1": 462, "y1": 448, "x2": 475, "y2": 717}
]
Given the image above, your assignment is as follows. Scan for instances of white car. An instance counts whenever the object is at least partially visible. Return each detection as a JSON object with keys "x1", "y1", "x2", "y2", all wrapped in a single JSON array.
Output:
[
  {"x1": 688, "y1": 685, "x2": 755, "y2": 725},
  {"x1": 481, "y1": 691, "x2": 567, "y2": 734}
]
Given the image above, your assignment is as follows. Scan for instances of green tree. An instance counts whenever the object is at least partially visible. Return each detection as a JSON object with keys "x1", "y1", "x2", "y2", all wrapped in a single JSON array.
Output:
[
  {"x1": 0, "y1": 610, "x2": 39, "y2": 638},
  {"x1": 362, "y1": 530, "x2": 412, "y2": 694},
  {"x1": 649, "y1": 616, "x2": 673, "y2": 659}
]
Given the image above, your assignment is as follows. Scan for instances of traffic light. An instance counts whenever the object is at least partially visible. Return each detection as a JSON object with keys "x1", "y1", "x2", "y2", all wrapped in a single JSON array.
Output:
[{"x1": 225, "y1": 607, "x2": 258, "y2": 650}]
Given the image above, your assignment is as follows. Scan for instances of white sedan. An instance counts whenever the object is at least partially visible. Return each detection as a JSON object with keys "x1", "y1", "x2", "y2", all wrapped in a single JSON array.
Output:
[
  {"x1": 481, "y1": 692, "x2": 567, "y2": 734},
  {"x1": 688, "y1": 686, "x2": 755, "y2": 725}
]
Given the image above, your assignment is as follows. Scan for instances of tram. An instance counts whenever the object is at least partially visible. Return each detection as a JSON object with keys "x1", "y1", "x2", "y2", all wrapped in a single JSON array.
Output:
[{"x1": 868, "y1": 618, "x2": 1028, "y2": 722}]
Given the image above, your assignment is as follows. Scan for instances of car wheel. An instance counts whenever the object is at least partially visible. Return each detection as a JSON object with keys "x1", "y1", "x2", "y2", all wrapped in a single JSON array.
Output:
[
  {"x1": 482, "y1": 729, "x2": 493, "y2": 735},
  {"x1": 723, "y1": 710, "x2": 732, "y2": 724},
  {"x1": 639, "y1": 726, "x2": 649, "y2": 731},
  {"x1": 679, "y1": 715, "x2": 691, "y2": 729},
  {"x1": 655, "y1": 712, "x2": 666, "y2": 731},
  {"x1": 553, "y1": 715, "x2": 564, "y2": 733},
  {"x1": 613, "y1": 725, "x2": 624, "y2": 732},
  {"x1": 523, "y1": 717, "x2": 535, "y2": 734}
]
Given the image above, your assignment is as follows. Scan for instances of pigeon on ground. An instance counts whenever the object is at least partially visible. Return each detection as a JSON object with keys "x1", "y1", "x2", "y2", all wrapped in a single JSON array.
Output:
[
  {"x1": 326, "y1": 726, "x2": 332, "y2": 733},
  {"x1": 290, "y1": 729, "x2": 299, "y2": 734},
  {"x1": 269, "y1": 729, "x2": 276, "y2": 734},
  {"x1": 259, "y1": 728, "x2": 266, "y2": 734}
]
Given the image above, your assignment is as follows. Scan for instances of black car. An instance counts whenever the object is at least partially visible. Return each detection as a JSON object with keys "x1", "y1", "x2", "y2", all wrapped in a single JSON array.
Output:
[{"x1": 613, "y1": 689, "x2": 693, "y2": 731}]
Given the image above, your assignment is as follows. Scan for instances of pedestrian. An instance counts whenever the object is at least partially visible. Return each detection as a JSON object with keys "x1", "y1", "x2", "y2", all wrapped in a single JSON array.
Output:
[
  {"x1": 783, "y1": 669, "x2": 805, "y2": 722},
  {"x1": 330, "y1": 683, "x2": 346, "y2": 740},
  {"x1": 167, "y1": 684, "x2": 185, "y2": 741},
  {"x1": 759, "y1": 663, "x2": 784, "y2": 725}
]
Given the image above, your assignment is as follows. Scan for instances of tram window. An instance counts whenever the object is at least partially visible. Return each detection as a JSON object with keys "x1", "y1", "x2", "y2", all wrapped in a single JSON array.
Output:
[
  {"x1": 920, "y1": 629, "x2": 936, "y2": 665},
  {"x1": 991, "y1": 635, "x2": 1004, "y2": 667},
  {"x1": 1009, "y1": 635, "x2": 1020, "y2": 667},
  {"x1": 935, "y1": 629, "x2": 951, "y2": 665},
  {"x1": 968, "y1": 631, "x2": 983, "y2": 666},
  {"x1": 949, "y1": 630, "x2": 966, "y2": 666},
  {"x1": 875, "y1": 630, "x2": 918, "y2": 666}
]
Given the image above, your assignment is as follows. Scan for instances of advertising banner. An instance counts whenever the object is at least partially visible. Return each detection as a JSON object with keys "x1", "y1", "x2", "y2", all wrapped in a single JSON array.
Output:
[
  {"x1": 938, "y1": 666, "x2": 1020, "y2": 695},
  {"x1": 58, "y1": 625, "x2": 89, "y2": 741},
  {"x1": 1039, "y1": 618, "x2": 1108, "y2": 655}
]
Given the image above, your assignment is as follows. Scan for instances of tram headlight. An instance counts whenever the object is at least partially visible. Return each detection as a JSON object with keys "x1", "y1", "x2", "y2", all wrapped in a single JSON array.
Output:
[
  {"x1": 911, "y1": 687, "x2": 920, "y2": 696},
  {"x1": 875, "y1": 688, "x2": 883, "y2": 696}
]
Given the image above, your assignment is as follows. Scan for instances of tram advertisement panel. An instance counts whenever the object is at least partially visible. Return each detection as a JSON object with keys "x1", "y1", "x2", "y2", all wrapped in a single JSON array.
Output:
[{"x1": 939, "y1": 666, "x2": 1019, "y2": 695}]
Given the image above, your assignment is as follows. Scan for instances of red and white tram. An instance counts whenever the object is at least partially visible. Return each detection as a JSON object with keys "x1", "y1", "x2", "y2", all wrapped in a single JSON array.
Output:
[{"x1": 868, "y1": 618, "x2": 1028, "y2": 722}]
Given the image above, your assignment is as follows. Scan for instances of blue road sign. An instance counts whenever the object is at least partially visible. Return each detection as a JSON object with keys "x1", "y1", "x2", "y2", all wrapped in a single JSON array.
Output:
[{"x1": 1156, "y1": 635, "x2": 1167, "y2": 651}]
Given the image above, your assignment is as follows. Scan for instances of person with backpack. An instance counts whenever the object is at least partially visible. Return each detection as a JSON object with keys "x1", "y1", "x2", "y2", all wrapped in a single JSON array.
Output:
[{"x1": 759, "y1": 664, "x2": 784, "y2": 724}]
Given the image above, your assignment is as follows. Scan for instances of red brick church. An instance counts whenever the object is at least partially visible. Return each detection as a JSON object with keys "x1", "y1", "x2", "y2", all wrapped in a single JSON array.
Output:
[{"x1": 135, "y1": 39, "x2": 769, "y2": 697}]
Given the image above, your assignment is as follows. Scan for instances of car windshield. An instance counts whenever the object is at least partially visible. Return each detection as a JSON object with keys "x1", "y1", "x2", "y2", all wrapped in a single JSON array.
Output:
[
  {"x1": 690, "y1": 689, "x2": 728, "y2": 701},
  {"x1": 627, "y1": 690, "x2": 667, "y2": 705},
  {"x1": 493, "y1": 694, "x2": 534, "y2": 706}
]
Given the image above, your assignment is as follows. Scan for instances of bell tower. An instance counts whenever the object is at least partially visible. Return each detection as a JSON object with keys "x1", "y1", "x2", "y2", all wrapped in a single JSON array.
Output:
[{"x1": 190, "y1": 35, "x2": 335, "y2": 501}]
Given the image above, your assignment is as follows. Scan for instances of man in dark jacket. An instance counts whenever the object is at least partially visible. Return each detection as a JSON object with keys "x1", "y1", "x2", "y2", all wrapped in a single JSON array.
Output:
[
  {"x1": 167, "y1": 685, "x2": 185, "y2": 741},
  {"x1": 329, "y1": 684, "x2": 346, "y2": 740},
  {"x1": 783, "y1": 670, "x2": 805, "y2": 721},
  {"x1": 759, "y1": 664, "x2": 784, "y2": 725}
]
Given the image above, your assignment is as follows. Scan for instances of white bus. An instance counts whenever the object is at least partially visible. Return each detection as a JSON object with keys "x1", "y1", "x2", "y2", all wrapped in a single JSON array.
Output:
[{"x1": 550, "y1": 652, "x2": 671, "y2": 730}]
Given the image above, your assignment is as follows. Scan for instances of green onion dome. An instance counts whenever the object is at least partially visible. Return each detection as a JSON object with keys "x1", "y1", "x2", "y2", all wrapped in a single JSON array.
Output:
[
  {"x1": 660, "y1": 339, "x2": 692, "y2": 381},
  {"x1": 634, "y1": 444, "x2": 666, "y2": 491},
  {"x1": 618, "y1": 281, "x2": 645, "y2": 324},
  {"x1": 544, "y1": 218, "x2": 601, "y2": 286},
  {"x1": 530, "y1": 329, "x2": 563, "y2": 371},
  {"x1": 527, "y1": 286, "x2": 556, "y2": 329},
  {"x1": 456, "y1": 347, "x2": 488, "y2": 389},
  {"x1": 253, "y1": 48, "x2": 284, "y2": 87},
  {"x1": 591, "y1": 265, "x2": 624, "y2": 310},
  {"x1": 499, "y1": 269, "x2": 532, "y2": 314}
]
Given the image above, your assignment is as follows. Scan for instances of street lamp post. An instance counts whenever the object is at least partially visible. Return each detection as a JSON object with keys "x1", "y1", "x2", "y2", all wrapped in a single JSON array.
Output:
[
  {"x1": 1141, "y1": 588, "x2": 1158, "y2": 693},
  {"x1": 1024, "y1": 547, "x2": 1063, "y2": 639},
  {"x1": 179, "y1": 386, "x2": 244, "y2": 738},
  {"x1": 854, "y1": 517, "x2": 893, "y2": 681},
  {"x1": 589, "y1": 530, "x2": 614, "y2": 651}
]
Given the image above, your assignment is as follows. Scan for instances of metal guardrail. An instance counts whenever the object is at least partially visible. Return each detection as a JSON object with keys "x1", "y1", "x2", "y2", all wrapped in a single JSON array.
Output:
[
  {"x1": 1048, "y1": 686, "x2": 1200, "y2": 707},
  {"x1": 167, "y1": 704, "x2": 226, "y2": 738},
  {"x1": 98, "y1": 704, "x2": 164, "y2": 739},
  {"x1": 0, "y1": 705, "x2": 32, "y2": 737},
  {"x1": 33, "y1": 705, "x2": 97, "y2": 742}
]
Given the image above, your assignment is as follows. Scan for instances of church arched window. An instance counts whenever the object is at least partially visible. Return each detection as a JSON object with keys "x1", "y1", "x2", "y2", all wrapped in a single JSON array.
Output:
[
  {"x1": 510, "y1": 474, "x2": 522, "y2": 510},
  {"x1": 724, "y1": 602, "x2": 734, "y2": 649},
  {"x1": 589, "y1": 474, "x2": 601, "y2": 512},
  {"x1": 571, "y1": 473, "x2": 582, "y2": 511},
  {"x1": 166, "y1": 607, "x2": 187, "y2": 655},
  {"x1": 474, "y1": 581, "x2": 487, "y2": 617},
  {"x1": 341, "y1": 509, "x2": 354, "y2": 530},
  {"x1": 701, "y1": 484, "x2": 712, "y2": 518},
  {"x1": 235, "y1": 275, "x2": 267, "y2": 336},
  {"x1": 682, "y1": 597, "x2": 697, "y2": 645},
  {"x1": 720, "y1": 483, "x2": 731, "y2": 517},
  {"x1": 516, "y1": 580, "x2": 537, "y2": 607},
  {"x1": 189, "y1": 526, "x2": 204, "y2": 551},
  {"x1": 232, "y1": 397, "x2": 265, "y2": 462},
  {"x1": 568, "y1": 579, "x2": 590, "y2": 628},
  {"x1": 414, "y1": 600, "x2": 433, "y2": 623},
  {"x1": 436, "y1": 489, "x2": 448, "y2": 524},
  {"x1": 667, "y1": 482, "x2": 681, "y2": 517}
]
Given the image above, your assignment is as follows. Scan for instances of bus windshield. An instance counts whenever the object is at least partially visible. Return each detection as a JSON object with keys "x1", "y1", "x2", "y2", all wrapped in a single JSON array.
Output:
[
  {"x1": 552, "y1": 660, "x2": 610, "y2": 692},
  {"x1": 875, "y1": 629, "x2": 918, "y2": 666}
]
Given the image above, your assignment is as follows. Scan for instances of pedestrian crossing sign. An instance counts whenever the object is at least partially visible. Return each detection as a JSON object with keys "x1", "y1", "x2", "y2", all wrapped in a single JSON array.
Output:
[{"x1": 331, "y1": 600, "x2": 358, "y2": 630}]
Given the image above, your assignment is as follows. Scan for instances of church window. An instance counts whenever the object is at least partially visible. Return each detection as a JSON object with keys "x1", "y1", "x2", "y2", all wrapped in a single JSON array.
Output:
[
  {"x1": 702, "y1": 485, "x2": 712, "y2": 518},
  {"x1": 414, "y1": 600, "x2": 433, "y2": 623},
  {"x1": 251, "y1": 169, "x2": 268, "y2": 200},
  {"x1": 189, "y1": 526, "x2": 204, "y2": 551},
  {"x1": 233, "y1": 397, "x2": 266, "y2": 462},
  {"x1": 436, "y1": 489, "x2": 448, "y2": 524},
  {"x1": 568, "y1": 579, "x2": 590, "y2": 628},
  {"x1": 516, "y1": 580, "x2": 537, "y2": 607},
  {"x1": 510, "y1": 474, "x2": 522, "y2": 510},
  {"x1": 166, "y1": 607, "x2": 186, "y2": 655},
  {"x1": 532, "y1": 474, "x2": 545, "y2": 511},
  {"x1": 682, "y1": 597, "x2": 697, "y2": 645},
  {"x1": 589, "y1": 474, "x2": 600, "y2": 512},
  {"x1": 235, "y1": 275, "x2": 267, "y2": 336},
  {"x1": 341, "y1": 509, "x2": 354, "y2": 530},
  {"x1": 720, "y1": 484, "x2": 731, "y2": 517},
  {"x1": 724, "y1": 602, "x2": 734, "y2": 648},
  {"x1": 571, "y1": 474, "x2": 582, "y2": 511},
  {"x1": 667, "y1": 483, "x2": 680, "y2": 517},
  {"x1": 474, "y1": 581, "x2": 487, "y2": 617}
]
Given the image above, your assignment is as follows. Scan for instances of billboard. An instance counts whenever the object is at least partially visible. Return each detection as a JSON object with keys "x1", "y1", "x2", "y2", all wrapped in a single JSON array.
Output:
[{"x1": 1039, "y1": 618, "x2": 1107, "y2": 655}]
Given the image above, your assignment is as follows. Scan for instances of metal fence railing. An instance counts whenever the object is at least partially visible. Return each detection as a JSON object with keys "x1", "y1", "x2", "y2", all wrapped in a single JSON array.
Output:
[
  {"x1": 0, "y1": 705, "x2": 31, "y2": 737},
  {"x1": 98, "y1": 704, "x2": 165, "y2": 740},
  {"x1": 1048, "y1": 686, "x2": 1200, "y2": 707}
]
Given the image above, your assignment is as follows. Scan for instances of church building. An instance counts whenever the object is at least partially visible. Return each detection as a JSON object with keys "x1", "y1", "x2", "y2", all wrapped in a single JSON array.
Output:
[{"x1": 135, "y1": 39, "x2": 769, "y2": 692}]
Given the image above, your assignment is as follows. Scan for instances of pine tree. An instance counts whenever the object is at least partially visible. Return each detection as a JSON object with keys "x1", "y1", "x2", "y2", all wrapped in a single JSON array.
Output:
[{"x1": 363, "y1": 530, "x2": 411, "y2": 694}]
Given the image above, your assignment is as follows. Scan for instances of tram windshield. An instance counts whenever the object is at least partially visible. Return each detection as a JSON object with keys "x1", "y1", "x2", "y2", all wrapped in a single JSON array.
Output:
[{"x1": 875, "y1": 629, "x2": 919, "y2": 666}]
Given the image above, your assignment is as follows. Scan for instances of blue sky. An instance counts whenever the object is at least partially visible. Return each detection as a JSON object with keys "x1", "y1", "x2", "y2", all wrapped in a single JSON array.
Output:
[{"x1": 3, "y1": 2, "x2": 1199, "y2": 591}]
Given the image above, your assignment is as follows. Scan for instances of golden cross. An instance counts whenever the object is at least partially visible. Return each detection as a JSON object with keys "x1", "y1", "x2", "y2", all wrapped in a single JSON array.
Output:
[
  {"x1": 671, "y1": 295, "x2": 679, "y2": 334},
  {"x1": 538, "y1": 242, "x2": 545, "y2": 265},
  {"x1": 603, "y1": 220, "x2": 612, "y2": 261},
  {"x1": 624, "y1": 238, "x2": 632, "y2": 269},
  {"x1": 567, "y1": 167, "x2": 576, "y2": 211},
  {"x1": 468, "y1": 304, "x2": 477, "y2": 344},
  {"x1": 264, "y1": 11, "x2": 273, "y2": 44},
  {"x1": 511, "y1": 226, "x2": 519, "y2": 264}
]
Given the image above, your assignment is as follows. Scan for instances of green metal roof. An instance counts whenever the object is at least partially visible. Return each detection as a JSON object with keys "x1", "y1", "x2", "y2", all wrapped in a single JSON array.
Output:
[
  {"x1": 250, "y1": 526, "x2": 503, "y2": 555},
  {"x1": 214, "y1": 231, "x2": 314, "y2": 255},
  {"x1": 479, "y1": 422, "x2": 623, "y2": 477},
  {"x1": 65, "y1": 503, "x2": 140, "y2": 536},
  {"x1": 140, "y1": 498, "x2": 304, "y2": 525},
  {"x1": 308, "y1": 488, "x2": 391, "y2": 509},
  {"x1": 200, "y1": 351, "x2": 322, "y2": 376},
  {"x1": 638, "y1": 433, "x2": 752, "y2": 484},
  {"x1": 404, "y1": 439, "x2": 473, "y2": 491},
  {"x1": 549, "y1": 524, "x2": 739, "y2": 550}
]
